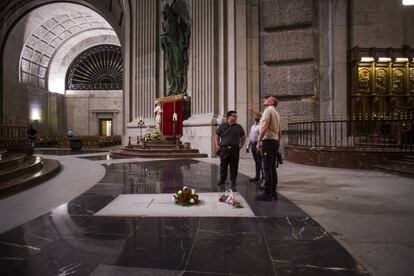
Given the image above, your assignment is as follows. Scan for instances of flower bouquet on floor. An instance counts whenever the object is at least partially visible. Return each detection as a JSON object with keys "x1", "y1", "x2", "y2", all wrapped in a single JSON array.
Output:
[
  {"x1": 219, "y1": 189, "x2": 243, "y2": 208},
  {"x1": 173, "y1": 186, "x2": 199, "y2": 206}
]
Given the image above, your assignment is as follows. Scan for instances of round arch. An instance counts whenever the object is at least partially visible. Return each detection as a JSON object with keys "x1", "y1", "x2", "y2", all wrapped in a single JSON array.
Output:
[{"x1": 0, "y1": 0, "x2": 128, "y2": 123}]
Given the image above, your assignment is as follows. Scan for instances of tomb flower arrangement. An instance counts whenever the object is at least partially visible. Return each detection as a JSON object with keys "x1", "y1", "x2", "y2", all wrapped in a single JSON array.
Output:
[
  {"x1": 144, "y1": 128, "x2": 160, "y2": 142},
  {"x1": 219, "y1": 189, "x2": 243, "y2": 208},
  {"x1": 173, "y1": 186, "x2": 199, "y2": 206},
  {"x1": 150, "y1": 129, "x2": 160, "y2": 142}
]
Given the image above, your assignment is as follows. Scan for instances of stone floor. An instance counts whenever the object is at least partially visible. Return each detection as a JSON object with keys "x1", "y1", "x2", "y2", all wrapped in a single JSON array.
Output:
[{"x1": 0, "y1": 155, "x2": 370, "y2": 276}]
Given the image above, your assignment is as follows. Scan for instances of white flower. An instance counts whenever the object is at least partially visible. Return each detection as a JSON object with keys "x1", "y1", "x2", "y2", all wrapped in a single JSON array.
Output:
[
  {"x1": 190, "y1": 198, "x2": 195, "y2": 203},
  {"x1": 183, "y1": 186, "x2": 188, "y2": 190},
  {"x1": 172, "y1": 196, "x2": 176, "y2": 201},
  {"x1": 191, "y1": 189, "x2": 195, "y2": 195},
  {"x1": 178, "y1": 190, "x2": 182, "y2": 194}
]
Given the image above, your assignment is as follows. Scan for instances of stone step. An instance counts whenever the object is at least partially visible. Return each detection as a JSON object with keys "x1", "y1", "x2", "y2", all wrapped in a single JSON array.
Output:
[
  {"x1": 123, "y1": 148, "x2": 199, "y2": 153},
  {"x1": 0, "y1": 156, "x2": 43, "y2": 183},
  {"x1": 112, "y1": 150, "x2": 208, "y2": 159},
  {"x1": 0, "y1": 159, "x2": 60, "y2": 198},
  {"x1": 0, "y1": 153, "x2": 26, "y2": 170},
  {"x1": 131, "y1": 140, "x2": 182, "y2": 145},
  {"x1": 129, "y1": 144, "x2": 185, "y2": 149},
  {"x1": 390, "y1": 160, "x2": 414, "y2": 166},
  {"x1": 148, "y1": 140, "x2": 182, "y2": 144},
  {"x1": 354, "y1": 142, "x2": 400, "y2": 148},
  {"x1": 403, "y1": 155, "x2": 414, "y2": 160},
  {"x1": 372, "y1": 164, "x2": 414, "y2": 179}
]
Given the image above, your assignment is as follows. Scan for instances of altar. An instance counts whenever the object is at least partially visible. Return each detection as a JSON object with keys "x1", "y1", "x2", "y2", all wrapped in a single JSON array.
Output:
[{"x1": 156, "y1": 94, "x2": 190, "y2": 137}]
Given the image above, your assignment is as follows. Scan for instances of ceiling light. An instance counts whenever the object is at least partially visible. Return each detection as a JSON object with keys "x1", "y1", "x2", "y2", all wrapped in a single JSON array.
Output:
[
  {"x1": 395, "y1": 57, "x2": 408, "y2": 62},
  {"x1": 360, "y1": 57, "x2": 374, "y2": 62},
  {"x1": 378, "y1": 57, "x2": 391, "y2": 62},
  {"x1": 403, "y1": 0, "x2": 414, "y2": 6}
]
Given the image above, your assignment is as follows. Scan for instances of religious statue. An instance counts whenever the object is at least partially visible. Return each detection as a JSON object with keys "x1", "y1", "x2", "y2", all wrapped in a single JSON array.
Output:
[
  {"x1": 358, "y1": 69, "x2": 370, "y2": 93},
  {"x1": 375, "y1": 69, "x2": 386, "y2": 94},
  {"x1": 392, "y1": 70, "x2": 403, "y2": 94},
  {"x1": 154, "y1": 101, "x2": 163, "y2": 130},
  {"x1": 161, "y1": 0, "x2": 191, "y2": 96}
]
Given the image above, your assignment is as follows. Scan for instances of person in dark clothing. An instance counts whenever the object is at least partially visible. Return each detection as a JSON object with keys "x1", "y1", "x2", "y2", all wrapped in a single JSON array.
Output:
[
  {"x1": 27, "y1": 124, "x2": 37, "y2": 148},
  {"x1": 215, "y1": 111, "x2": 246, "y2": 190},
  {"x1": 246, "y1": 115, "x2": 264, "y2": 183},
  {"x1": 256, "y1": 95, "x2": 282, "y2": 201}
]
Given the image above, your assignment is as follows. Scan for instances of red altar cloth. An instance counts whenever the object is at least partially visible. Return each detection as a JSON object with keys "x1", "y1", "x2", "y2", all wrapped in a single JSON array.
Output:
[{"x1": 159, "y1": 95, "x2": 183, "y2": 136}]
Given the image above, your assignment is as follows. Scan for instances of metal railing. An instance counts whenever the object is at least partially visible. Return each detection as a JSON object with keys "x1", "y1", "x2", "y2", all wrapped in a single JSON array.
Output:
[
  {"x1": 0, "y1": 125, "x2": 28, "y2": 146},
  {"x1": 288, "y1": 118, "x2": 414, "y2": 152}
]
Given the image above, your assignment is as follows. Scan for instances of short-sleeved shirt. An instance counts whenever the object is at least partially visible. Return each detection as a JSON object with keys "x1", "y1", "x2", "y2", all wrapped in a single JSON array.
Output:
[
  {"x1": 260, "y1": 106, "x2": 281, "y2": 141},
  {"x1": 248, "y1": 123, "x2": 260, "y2": 143},
  {"x1": 27, "y1": 128, "x2": 37, "y2": 139},
  {"x1": 216, "y1": 122, "x2": 245, "y2": 146}
]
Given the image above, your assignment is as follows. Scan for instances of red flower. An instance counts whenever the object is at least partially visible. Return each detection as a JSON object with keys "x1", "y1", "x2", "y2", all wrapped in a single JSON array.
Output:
[{"x1": 179, "y1": 197, "x2": 185, "y2": 203}]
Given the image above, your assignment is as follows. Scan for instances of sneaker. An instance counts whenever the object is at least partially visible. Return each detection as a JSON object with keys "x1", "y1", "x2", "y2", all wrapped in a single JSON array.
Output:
[{"x1": 256, "y1": 193, "x2": 273, "y2": 201}]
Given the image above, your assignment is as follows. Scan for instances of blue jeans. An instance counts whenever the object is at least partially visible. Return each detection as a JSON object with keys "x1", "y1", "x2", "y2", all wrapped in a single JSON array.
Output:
[
  {"x1": 28, "y1": 138, "x2": 36, "y2": 147},
  {"x1": 250, "y1": 142, "x2": 263, "y2": 180}
]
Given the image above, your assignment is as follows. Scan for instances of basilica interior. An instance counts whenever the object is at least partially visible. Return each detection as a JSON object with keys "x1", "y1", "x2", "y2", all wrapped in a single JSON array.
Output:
[{"x1": 0, "y1": 0, "x2": 413, "y2": 276}]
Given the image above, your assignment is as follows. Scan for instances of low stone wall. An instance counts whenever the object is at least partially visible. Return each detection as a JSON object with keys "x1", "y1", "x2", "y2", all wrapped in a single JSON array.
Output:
[
  {"x1": 285, "y1": 145, "x2": 405, "y2": 169},
  {"x1": 36, "y1": 136, "x2": 121, "y2": 148}
]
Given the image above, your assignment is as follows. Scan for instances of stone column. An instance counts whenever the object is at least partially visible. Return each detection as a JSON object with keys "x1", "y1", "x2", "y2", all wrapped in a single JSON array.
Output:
[
  {"x1": 319, "y1": 0, "x2": 348, "y2": 120},
  {"x1": 182, "y1": 0, "x2": 219, "y2": 155},
  {"x1": 235, "y1": 0, "x2": 260, "y2": 138},
  {"x1": 189, "y1": 0, "x2": 217, "y2": 116},
  {"x1": 126, "y1": 0, "x2": 158, "y2": 138},
  {"x1": 182, "y1": 0, "x2": 259, "y2": 156}
]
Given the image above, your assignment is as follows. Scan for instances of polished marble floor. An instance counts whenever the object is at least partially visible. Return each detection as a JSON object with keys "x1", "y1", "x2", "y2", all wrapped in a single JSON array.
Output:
[
  {"x1": 34, "y1": 149, "x2": 108, "y2": 156},
  {"x1": 0, "y1": 159, "x2": 369, "y2": 276}
]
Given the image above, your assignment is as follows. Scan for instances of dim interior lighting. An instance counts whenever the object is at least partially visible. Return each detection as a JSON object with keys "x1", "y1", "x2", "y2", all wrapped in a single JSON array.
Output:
[
  {"x1": 395, "y1": 57, "x2": 409, "y2": 62},
  {"x1": 378, "y1": 57, "x2": 391, "y2": 62},
  {"x1": 31, "y1": 107, "x2": 41, "y2": 122},
  {"x1": 360, "y1": 57, "x2": 374, "y2": 62},
  {"x1": 403, "y1": 0, "x2": 414, "y2": 6}
]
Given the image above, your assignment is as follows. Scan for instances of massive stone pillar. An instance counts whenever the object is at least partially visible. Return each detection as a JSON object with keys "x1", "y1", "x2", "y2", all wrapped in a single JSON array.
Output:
[
  {"x1": 182, "y1": 0, "x2": 218, "y2": 155},
  {"x1": 319, "y1": 0, "x2": 349, "y2": 120},
  {"x1": 125, "y1": 0, "x2": 159, "y2": 140},
  {"x1": 182, "y1": 0, "x2": 259, "y2": 156},
  {"x1": 124, "y1": 0, "x2": 259, "y2": 156}
]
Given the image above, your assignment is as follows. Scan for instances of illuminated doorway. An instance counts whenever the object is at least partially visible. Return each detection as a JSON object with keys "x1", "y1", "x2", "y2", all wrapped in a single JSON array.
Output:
[{"x1": 99, "y1": 119, "x2": 113, "y2": 136}]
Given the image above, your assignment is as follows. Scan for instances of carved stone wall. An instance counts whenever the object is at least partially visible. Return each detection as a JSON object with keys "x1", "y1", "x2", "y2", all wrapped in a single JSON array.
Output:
[{"x1": 259, "y1": 0, "x2": 317, "y2": 125}]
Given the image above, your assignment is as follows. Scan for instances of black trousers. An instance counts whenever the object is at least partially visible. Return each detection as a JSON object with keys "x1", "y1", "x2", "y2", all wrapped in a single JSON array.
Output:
[
  {"x1": 250, "y1": 142, "x2": 263, "y2": 180},
  {"x1": 219, "y1": 146, "x2": 240, "y2": 185},
  {"x1": 262, "y1": 139, "x2": 280, "y2": 196}
]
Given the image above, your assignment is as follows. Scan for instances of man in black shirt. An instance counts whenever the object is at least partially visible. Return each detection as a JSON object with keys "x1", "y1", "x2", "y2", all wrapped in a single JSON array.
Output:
[
  {"x1": 27, "y1": 124, "x2": 37, "y2": 148},
  {"x1": 215, "y1": 111, "x2": 246, "y2": 190}
]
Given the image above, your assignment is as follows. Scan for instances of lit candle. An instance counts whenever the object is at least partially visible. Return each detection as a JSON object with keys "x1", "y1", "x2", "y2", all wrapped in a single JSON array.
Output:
[{"x1": 106, "y1": 153, "x2": 112, "y2": 166}]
